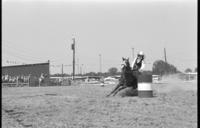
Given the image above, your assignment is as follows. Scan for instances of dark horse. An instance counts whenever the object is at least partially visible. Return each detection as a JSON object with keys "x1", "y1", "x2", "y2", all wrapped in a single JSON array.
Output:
[{"x1": 106, "y1": 57, "x2": 138, "y2": 97}]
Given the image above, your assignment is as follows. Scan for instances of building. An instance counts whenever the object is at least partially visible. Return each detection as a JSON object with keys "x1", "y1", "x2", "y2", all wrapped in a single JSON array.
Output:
[{"x1": 2, "y1": 62, "x2": 50, "y2": 86}]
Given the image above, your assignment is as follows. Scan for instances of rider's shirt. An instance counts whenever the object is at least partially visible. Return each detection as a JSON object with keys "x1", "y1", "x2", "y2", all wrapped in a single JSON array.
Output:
[{"x1": 131, "y1": 58, "x2": 145, "y2": 71}]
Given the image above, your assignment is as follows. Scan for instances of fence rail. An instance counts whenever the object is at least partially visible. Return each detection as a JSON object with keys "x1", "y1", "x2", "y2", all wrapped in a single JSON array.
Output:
[{"x1": 2, "y1": 83, "x2": 29, "y2": 87}]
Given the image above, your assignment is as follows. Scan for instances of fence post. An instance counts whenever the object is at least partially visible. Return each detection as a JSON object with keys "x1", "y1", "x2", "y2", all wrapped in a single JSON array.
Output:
[
  {"x1": 39, "y1": 77, "x2": 40, "y2": 87},
  {"x1": 28, "y1": 77, "x2": 30, "y2": 87},
  {"x1": 16, "y1": 78, "x2": 18, "y2": 87}
]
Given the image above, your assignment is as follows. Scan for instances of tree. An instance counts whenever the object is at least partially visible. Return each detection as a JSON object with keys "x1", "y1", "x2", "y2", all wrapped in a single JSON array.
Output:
[
  {"x1": 152, "y1": 60, "x2": 179, "y2": 76},
  {"x1": 185, "y1": 68, "x2": 192, "y2": 73},
  {"x1": 85, "y1": 72, "x2": 97, "y2": 76},
  {"x1": 108, "y1": 67, "x2": 118, "y2": 76}
]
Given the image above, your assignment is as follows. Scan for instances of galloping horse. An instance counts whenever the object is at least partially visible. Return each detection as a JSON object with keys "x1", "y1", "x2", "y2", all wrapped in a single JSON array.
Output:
[{"x1": 106, "y1": 57, "x2": 137, "y2": 97}]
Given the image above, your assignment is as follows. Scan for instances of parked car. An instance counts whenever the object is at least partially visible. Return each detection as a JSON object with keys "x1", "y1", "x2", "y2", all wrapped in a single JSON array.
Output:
[{"x1": 104, "y1": 77, "x2": 118, "y2": 84}]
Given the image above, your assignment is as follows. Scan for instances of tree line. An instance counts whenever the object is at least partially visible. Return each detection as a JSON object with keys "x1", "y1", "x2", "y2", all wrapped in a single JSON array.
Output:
[{"x1": 51, "y1": 60, "x2": 197, "y2": 77}]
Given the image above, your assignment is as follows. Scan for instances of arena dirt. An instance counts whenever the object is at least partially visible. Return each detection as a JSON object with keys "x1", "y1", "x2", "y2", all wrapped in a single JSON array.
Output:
[{"x1": 2, "y1": 80, "x2": 197, "y2": 128}]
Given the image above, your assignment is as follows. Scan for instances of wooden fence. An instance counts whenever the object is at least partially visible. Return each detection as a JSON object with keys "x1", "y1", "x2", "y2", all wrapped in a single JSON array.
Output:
[{"x1": 2, "y1": 82, "x2": 29, "y2": 87}]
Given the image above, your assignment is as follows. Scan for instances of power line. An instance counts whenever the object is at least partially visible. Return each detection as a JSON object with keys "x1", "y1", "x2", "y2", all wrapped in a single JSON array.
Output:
[
  {"x1": 3, "y1": 52, "x2": 46, "y2": 63},
  {"x1": 3, "y1": 43, "x2": 35, "y2": 55},
  {"x1": 2, "y1": 43, "x2": 49, "y2": 61},
  {"x1": 3, "y1": 50, "x2": 45, "y2": 61},
  {"x1": 2, "y1": 40, "x2": 40, "y2": 55},
  {"x1": 2, "y1": 40, "x2": 66, "y2": 63},
  {"x1": 3, "y1": 40, "x2": 73, "y2": 63},
  {"x1": 50, "y1": 58, "x2": 67, "y2": 63},
  {"x1": 3, "y1": 48, "x2": 45, "y2": 61}
]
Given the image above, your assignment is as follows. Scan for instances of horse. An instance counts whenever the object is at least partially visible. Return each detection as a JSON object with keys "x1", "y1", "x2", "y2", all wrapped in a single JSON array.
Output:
[{"x1": 106, "y1": 57, "x2": 137, "y2": 97}]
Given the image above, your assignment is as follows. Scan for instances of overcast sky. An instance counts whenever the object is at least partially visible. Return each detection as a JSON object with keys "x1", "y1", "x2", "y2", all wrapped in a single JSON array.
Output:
[{"x1": 2, "y1": 0, "x2": 197, "y2": 74}]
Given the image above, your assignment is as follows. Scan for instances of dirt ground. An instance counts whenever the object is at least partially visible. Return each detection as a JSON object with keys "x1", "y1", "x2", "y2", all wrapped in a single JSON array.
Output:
[{"x1": 2, "y1": 80, "x2": 197, "y2": 128}]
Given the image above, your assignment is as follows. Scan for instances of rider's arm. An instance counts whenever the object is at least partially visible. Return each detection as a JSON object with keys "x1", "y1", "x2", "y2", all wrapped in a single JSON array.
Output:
[{"x1": 131, "y1": 58, "x2": 136, "y2": 69}]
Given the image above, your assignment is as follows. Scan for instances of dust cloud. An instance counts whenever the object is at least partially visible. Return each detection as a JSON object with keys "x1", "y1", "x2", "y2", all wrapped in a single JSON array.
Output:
[{"x1": 153, "y1": 74, "x2": 197, "y2": 93}]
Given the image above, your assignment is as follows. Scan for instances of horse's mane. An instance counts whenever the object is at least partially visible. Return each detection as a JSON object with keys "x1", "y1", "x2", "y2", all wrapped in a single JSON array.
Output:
[{"x1": 121, "y1": 57, "x2": 136, "y2": 87}]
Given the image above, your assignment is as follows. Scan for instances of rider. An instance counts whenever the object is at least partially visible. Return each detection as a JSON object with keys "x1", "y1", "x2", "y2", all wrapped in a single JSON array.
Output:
[
  {"x1": 131, "y1": 51, "x2": 145, "y2": 87},
  {"x1": 131, "y1": 51, "x2": 145, "y2": 71}
]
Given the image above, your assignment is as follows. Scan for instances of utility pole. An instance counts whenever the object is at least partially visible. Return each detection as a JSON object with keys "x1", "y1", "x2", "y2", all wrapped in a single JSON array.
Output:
[
  {"x1": 132, "y1": 47, "x2": 134, "y2": 61},
  {"x1": 99, "y1": 54, "x2": 102, "y2": 73},
  {"x1": 48, "y1": 60, "x2": 50, "y2": 76},
  {"x1": 71, "y1": 37, "x2": 76, "y2": 80},
  {"x1": 83, "y1": 64, "x2": 86, "y2": 74},
  {"x1": 82, "y1": 64, "x2": 84, "y2": 75},
  {"x1": 77, "y1": 58, "x2": 79, "y2": 74},
  {"x1": 61, "y1": 64, "x2": 63, "y2": 78},
  {"x1": 164, "y1": 48, "x2": 167, "y2": 63},
  {"x1": 80, "y1": 64, "x2": 83, "y2": 75}
]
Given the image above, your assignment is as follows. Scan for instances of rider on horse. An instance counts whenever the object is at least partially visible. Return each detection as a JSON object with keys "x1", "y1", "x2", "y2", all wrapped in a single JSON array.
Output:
[
  {"x1": 131, "y1": 51, "x2": 145, "y2": 86},
  {"x1": 131, "y1": 51, "x2": 145, "y2": 72},
  {"x1": 106, "y1": 51, "x2": 145, "y2": 97}
]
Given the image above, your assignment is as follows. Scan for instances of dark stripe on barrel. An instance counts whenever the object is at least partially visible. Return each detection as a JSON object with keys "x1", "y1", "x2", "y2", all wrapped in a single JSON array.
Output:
[{"x1": 138, "y1": 90, "x2": 153, "y2": 97}]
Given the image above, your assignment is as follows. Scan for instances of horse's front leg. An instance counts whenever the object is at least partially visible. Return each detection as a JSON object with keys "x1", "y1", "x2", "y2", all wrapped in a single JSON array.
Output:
[
  {"x1": 112, "y1": 86, "x2": 127, "y2": 96},
  {"x1": 106, "y1": 83, "x2": 121, "y2": 97}
]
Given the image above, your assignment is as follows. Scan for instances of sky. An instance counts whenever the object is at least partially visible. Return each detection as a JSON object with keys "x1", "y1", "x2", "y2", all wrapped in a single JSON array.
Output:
[{"x1": 2, "y1": 0, "x2": 197, "y2": 74}]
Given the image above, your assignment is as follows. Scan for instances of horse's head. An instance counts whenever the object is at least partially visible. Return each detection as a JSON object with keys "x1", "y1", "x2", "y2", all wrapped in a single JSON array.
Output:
[
  {"x1": 122, "y1": 57, "x2": 130, "y2": 67},
  {"x1": 121, "y1": 57, "x2": 131, "y2": 72}
]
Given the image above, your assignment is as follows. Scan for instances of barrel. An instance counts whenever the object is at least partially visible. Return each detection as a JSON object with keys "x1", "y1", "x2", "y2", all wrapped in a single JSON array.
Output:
[{"x1": 138, "y1": 82, "x2": 153, "y2": 98}]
